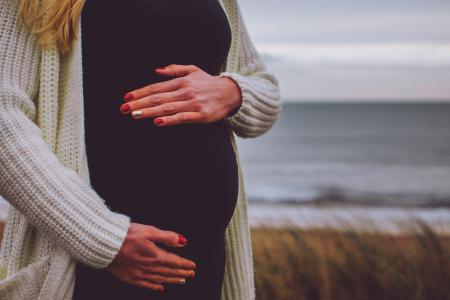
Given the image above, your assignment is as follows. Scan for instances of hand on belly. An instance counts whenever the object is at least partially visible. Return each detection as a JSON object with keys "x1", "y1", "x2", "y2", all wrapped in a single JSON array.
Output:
[
  {"x1": 106, "y1": 223, "x2": 196, "y2": 293},
  {"x1": 118, "y1": 64, "x2": 242, "y2": 126}
]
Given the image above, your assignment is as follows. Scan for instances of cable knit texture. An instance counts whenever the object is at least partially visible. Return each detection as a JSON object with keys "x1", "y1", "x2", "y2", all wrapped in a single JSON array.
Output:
[{"x1": 0, "y1": 0, "x2": 280, "y2": 299}]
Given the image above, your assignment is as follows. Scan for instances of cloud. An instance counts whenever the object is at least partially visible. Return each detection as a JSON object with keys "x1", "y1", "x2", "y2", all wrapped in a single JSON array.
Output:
[
  {"x1": 258, "y1": 43, "x2": 450, "y2": 68},
  {"x1": 239, "y1": 0, "x2": 450, "y2": 44},
  {"x1": 239, "y1": 0, "x2": 450, "y2": 101}
]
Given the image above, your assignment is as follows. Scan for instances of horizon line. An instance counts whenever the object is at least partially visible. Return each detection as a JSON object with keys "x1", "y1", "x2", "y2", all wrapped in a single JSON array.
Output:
[{"x1": 281, "y1": 98, "x2": 450, "y2": 104}]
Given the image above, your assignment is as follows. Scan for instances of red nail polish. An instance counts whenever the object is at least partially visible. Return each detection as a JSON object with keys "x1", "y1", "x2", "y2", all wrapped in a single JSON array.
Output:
[
  {"x1": 124, "y1": 93, "x2": 134, "y2": 101},
  {"x1": 178, "y1": 234, "x2": 187, "y2": 246},
  {"x1": 120, "y1": 103, "x2": 131, "y2": 114},
  {"x1": 155, "y1": 118, "x2": 164, "y2": 125}
]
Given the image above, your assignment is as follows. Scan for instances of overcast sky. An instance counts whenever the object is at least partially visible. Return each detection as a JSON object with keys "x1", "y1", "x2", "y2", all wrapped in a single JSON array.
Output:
[{"x1": 239, "y1": 0, "x2": 450, "y2": 101}]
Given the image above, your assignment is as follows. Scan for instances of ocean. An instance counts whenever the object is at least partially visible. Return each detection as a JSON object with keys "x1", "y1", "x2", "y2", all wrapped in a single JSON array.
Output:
[
  {"x1": 237, "y1": 102, "x2": 450, "y2": 207},
  {"x1": 1, "y1": 102, "x2": 450, "y2": 229}
]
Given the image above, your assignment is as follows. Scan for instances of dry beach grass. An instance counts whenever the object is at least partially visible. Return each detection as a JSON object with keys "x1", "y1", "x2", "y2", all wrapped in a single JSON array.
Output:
[
  {"x1": 0, "y1": 222, "x2": 449, "y2": 300},
  {"x1": 252, "y1": 222, "x2": 450, "y2": 300}
]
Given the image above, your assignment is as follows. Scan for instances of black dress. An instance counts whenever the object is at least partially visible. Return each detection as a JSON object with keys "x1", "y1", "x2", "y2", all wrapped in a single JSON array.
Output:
[{"x1": 73, "y1": 0, "x2": 238, "y2": 299}]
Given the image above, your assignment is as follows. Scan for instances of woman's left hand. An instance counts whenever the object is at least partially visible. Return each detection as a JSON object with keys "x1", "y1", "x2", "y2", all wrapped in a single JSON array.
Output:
[{"x1": 119, "y1": 64, "x2": 242, "y2": 126}]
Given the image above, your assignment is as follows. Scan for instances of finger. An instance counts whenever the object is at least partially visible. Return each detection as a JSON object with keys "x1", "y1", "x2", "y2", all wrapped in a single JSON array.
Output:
[
  {"x1": 141, "y1": 266, "x2": 195, "y2": 278},
  {"x1": 139, "y1": 249, "x2": 196, "y2": 270},
  {"x1": 124, "y1": 77, "x2": 183, "y2": 102},
  {"x1": 157, "y1": 250, "x2": 197, "y2": 270},
  {"x1": 139, "y1": 273, "x2": 188, "y2": 285},
  {"x1": 155, "y1": 64, "x2": 200, "y2": 78},
  {"x1": 140, "y1": 255, "x2": 196, "y2": 270},
  {"x1": 129, "y1": 101, "x2": 198, "y2": 120},
  {"x1": 122, "y1": 90, "x2": 187, "y2": 114},
  {"x1": 154, "y1": 112, "x2": 204, "y2": 126},
  {"x1": 133, "y1": 280, "x2": 165, "y2": 292},
  {"x1": 148, "y1": 228, "x2": 188, "y2": 248}
]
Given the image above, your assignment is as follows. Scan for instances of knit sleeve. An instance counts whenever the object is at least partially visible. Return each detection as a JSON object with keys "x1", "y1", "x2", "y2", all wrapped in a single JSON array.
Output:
[
  {"x1": 0, "y1": 0, "x2": 130, "y2": 269},
  {"x1": 219, "y1": 0, "x2": 281, "y2": 138}
]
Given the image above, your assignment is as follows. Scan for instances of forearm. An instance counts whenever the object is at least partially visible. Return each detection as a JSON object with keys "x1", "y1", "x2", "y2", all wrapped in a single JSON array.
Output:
[
  {"x1": 0, "y1": 88, "x2": 130, "y2": 268},
  {"x1": 219, "y1": 1, "x2": 281, "y2": 138},
  {"x1": 1, "y1": 0, "x2": 131, "y2": 269}
]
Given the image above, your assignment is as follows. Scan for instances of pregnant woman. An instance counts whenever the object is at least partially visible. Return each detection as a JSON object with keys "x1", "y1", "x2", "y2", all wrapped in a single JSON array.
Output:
[
  {"x1": 74, "y1": 0, "x2": 240, "y2": 299},
  {"x1": 0, "y1": 0, "x2": 280, "y2": 299}
]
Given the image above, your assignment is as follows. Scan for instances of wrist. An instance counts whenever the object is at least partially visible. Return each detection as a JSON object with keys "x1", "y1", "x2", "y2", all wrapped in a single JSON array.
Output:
[{"x1": 220, "y1": 76, "x2": 243, "y2": 117}]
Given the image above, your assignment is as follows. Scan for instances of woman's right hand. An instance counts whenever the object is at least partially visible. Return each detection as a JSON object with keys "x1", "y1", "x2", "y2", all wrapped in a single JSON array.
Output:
[{"x1": 105, "y1": 223, "x2": 196, "y2": 292}]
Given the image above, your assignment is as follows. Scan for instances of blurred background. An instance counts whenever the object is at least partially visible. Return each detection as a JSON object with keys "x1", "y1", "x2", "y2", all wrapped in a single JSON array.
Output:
[
  {"x1": 236, "y1": 1, "x2": 450, "y2": 299},
  {"x1": 237, "y1": 0, "x2": 450, "y2": 228}
]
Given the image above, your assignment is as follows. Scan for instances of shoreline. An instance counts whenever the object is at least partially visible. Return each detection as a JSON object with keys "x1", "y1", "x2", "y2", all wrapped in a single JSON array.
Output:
[{"x1": 248, "y1": 202, "x2": 450, "y2": 234}]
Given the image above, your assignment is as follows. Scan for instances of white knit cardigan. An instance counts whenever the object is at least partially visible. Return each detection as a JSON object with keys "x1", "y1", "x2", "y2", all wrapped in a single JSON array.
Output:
[{"x1": 0, "y1": 0, "x2": 280, "y2": 299}]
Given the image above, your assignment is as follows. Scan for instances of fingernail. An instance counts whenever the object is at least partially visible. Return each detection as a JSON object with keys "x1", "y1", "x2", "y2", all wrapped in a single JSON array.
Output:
[
  {"x1": 131, "y1": 110, "x2": 143, "y2": 118},
  {"x1": 178, "y1": 234, "x2": 187, "y2": 246},
  {"x1": 155, "y1": 66, "x2": 166, "y2": 71},
  {"x1": 120, "y1": 103, "x2": 131, "y2": 114},
  {"x1": 178, "y1": 278, "x2": 186, "y2": 284},
  {"x1": 124, "y1": 93, "x2": 134, "y2": 101},
  {"x1": 155, "y1": 118, "x2": 164, "y2": 125}
]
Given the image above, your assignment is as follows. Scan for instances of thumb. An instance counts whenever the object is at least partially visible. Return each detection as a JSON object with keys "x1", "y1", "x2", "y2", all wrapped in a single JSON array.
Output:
[
  {"x1": 155, "y1": 64, "x2": 199, "y2": 77},
  {"x1": 149, "y1": 228, "x2": 188, "y2": 248}
]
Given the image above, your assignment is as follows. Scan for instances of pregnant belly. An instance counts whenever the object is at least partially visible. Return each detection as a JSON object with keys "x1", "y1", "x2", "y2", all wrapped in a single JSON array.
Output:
[{"x1": 88, "y1": 119, "x2": 239, "y2": 242}]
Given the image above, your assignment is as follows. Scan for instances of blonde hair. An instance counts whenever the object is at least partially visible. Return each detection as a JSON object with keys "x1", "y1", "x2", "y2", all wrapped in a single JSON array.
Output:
[{"x1": 19, "y1": 0, "x2": 85, "y2": 55}]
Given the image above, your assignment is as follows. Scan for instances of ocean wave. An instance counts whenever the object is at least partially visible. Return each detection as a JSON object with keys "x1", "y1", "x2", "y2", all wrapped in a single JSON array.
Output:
[{"x1": 248, "y1": 186, "x2": 450, "y2": 208}]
